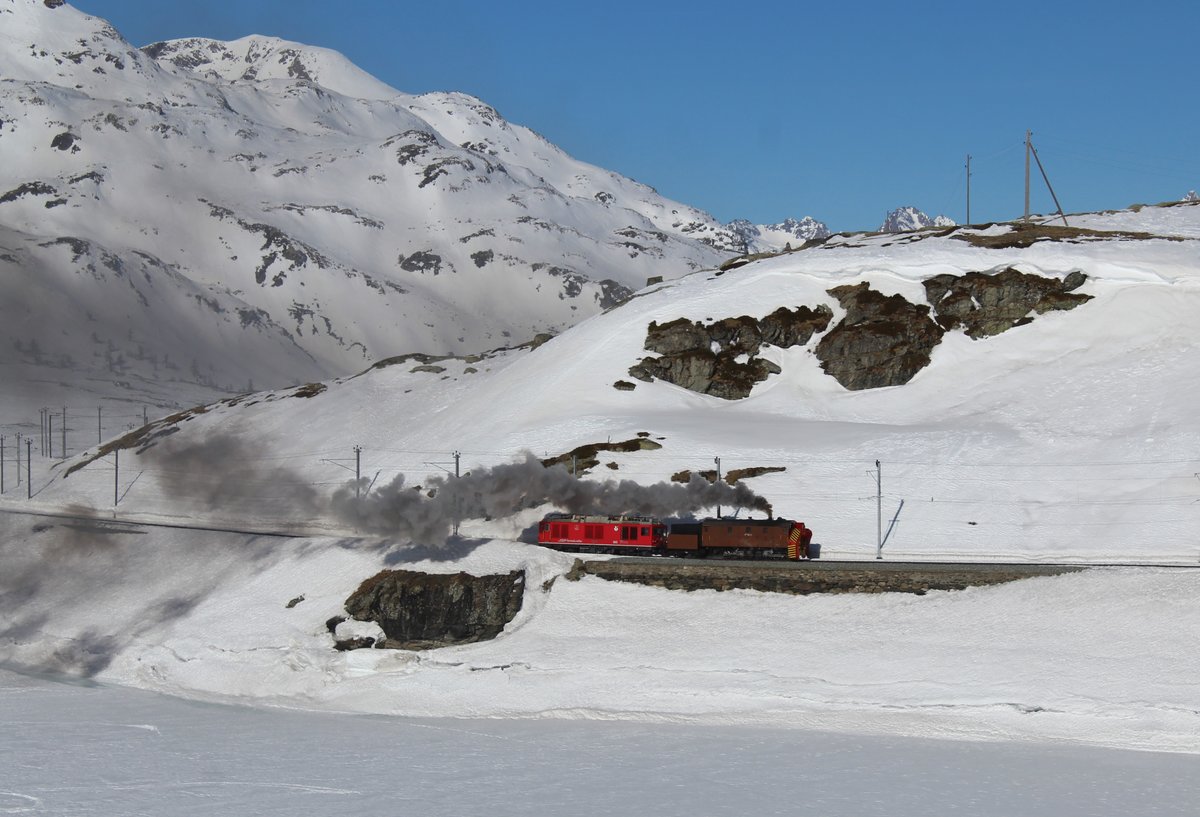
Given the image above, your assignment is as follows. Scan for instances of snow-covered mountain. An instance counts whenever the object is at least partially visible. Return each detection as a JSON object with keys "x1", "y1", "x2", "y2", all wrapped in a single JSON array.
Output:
[
  {"x1": 0, "y1": 0, "x2": 742, "y2": 416},
  {"x1": 727, "y1": 216, "x2": 830, "y2": 253},
  {"x1": 879, "y1": 205, "x2": 956, "y2": 232},
  {"x1": 1185, "y1": 190, "x2": 1198, "y2": 202}
]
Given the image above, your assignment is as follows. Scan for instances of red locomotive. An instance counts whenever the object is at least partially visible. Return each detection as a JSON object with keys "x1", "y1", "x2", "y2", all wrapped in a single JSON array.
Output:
[{"x1": 537, "y1": 514, "x2": 812, "y2": 560}]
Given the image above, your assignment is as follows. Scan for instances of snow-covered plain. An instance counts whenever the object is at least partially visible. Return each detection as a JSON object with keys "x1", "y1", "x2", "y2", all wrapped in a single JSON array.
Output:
[
  {"x1": 2, "y1": 510, "x2": 1198, "y2": 758},
  {"x1": 5, "y1": 666, "x2": 1200, "y2": 817}
]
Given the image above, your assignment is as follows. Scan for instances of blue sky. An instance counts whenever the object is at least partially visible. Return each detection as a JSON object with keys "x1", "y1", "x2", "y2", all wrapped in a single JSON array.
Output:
[{"x1": 73, "y1": 0, "x2": 1198, "y2": 232}]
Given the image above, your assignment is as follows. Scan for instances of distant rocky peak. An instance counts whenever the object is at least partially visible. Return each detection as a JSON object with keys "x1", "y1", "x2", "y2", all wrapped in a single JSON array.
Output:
[
  {"x1": 768, "y1": 216, "x2": 831, "y2": 241},
  {"x1": 1185, "y1": 190, "x2": 1198, "y2": 202},
  {"x1": 880, "y1": 206, "x2": 956, "y2": 233},
  {"x1": 726, "y1": 215, "x2": 831, "y2": 254}
]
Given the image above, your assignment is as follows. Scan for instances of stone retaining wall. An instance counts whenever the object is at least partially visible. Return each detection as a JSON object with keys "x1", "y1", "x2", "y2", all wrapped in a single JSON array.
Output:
[{"x1": 571, "y1": 559, "x2": 1084, "y2": 596}]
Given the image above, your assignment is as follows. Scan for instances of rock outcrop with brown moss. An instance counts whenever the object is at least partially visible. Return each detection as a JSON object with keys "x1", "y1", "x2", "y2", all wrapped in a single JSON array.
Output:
[
  {"x1": 627, "y1": 305, "x2": 832, "y2": 399},
  {"x1": 924, "y1": 267, "x2": 1091, "y2": 338},
  {"x1": 627, "y1": 269, "x2": 1095, "y2": 396},
  {"x1": 815, "y1": 283, "x2": 945, "y2": 391}
]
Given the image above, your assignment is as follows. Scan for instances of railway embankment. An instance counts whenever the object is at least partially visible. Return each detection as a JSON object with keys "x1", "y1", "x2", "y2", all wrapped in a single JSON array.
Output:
[{"x1": 570, "y1": 558, "x2": 1086, "y2": 595}]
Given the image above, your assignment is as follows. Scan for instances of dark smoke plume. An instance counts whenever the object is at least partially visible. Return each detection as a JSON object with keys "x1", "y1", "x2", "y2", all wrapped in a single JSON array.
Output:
[
  {"x1": 333, "y1": 452, "x2": 772, "y2": 543},
  {"x1": 149, "y1": 433, "x2": 320, "y2": 515}
]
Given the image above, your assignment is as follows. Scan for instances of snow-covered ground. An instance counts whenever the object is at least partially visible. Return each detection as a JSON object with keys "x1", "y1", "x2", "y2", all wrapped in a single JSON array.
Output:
[
  {"x1": 5, "y1": 666, "x2": 1200, "y2": 817},
  {"x1": 2, "y1": 511, "x2": 1197, "y2": 756}
]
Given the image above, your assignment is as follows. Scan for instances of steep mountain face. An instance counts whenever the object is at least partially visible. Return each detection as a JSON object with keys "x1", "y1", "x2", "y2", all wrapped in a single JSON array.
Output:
[
  {"x1": 727, "y1": 216, "x2": 830, "y2": 253},
  {"x1": 0, "y1": 0, "x2": 741, "y2": 415},
  {"x1": 879, "y1": 206, "x2": 955, "y2": 233}
]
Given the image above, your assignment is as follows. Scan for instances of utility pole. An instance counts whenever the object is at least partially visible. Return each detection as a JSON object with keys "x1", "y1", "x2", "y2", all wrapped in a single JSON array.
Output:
[
  {"x1": 354, "y1": 445, "x2": 362, "y2": 499},
  {"x1": 26, "y1": 439, "x2": 31, "y2": 499},
  {"x1": 143, "y1": 406, "x2": 148, "y2": 427},
  {"x1": 114, "y1": 448, "x2": 119, "y2": 507},
  {"x1": 1024, "y1": 129, "x2": 1032, "y2": 222},
  {"x1": 714, "y1": 456, "x2": 722, "y2": 519},
  {"x1": 15, "y1": 433, "x2": 21, "y2": 487},
  {"x1": 1028, "y1": 137, "x2": 1069, "y2": 227},
  {"x1": 875, "y1": 459, "x2": 883, "y2": 559},
  {"x1": 98, "y1": 406, "x2": 102, "y2": 444},
  {"x1": 61, "y1": 404, "x2": 66, "y2": 460},
  {"x1": 1, "y1": 436, "x2": 5, "y2": 494},
  {"x1": 47, "y1": 415, "x2": 53, "y2": 459},
  {"x1": 452, "y1": 451, "x2": 462, "y2": 536},
  {"x1": 965, "y1": 154, "x2": 972, "y2": 226}
]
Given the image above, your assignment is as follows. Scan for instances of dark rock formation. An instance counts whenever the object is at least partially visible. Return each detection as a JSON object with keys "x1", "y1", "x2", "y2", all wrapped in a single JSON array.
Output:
[
  {"x1": 923, "y1": 267, "x2": 1092, "y2": 338},
  {"x1": 540, "y1": 436, "x2": 663, "y2": 475},
  {"x1": 334, "y1": 636, "x2": 376, "y2": 651},
  {"x1": 815, "y1": 283, "x2": 944, "y2": 390},
  {"x1": 399, "y1": 250, "x2": 445, "y2": 275},
  {"x1": 671, "y1": 465, "x2": 784, "y2": 484},
  {"x1": 629, "y1": 305, "x2": 831, "y2": 399},
  {"x1": 343, "y1": 569, "x2": 525, "y2": 650}
]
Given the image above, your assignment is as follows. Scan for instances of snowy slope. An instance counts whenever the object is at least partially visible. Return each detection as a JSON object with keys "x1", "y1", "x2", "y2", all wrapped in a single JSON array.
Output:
[
  {"x1": 37, "y1": 201, "x2": 1197, "y2": 561},
  {"x1": 2, "y1": 202, "x2": 1198, "y2": 755},
  {"x1": 0, "y1": 0, "x2": 741, "y2": 422}
]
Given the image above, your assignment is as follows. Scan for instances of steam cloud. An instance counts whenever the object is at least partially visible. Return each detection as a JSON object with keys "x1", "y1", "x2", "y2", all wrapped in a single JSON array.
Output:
[{"x1": 332, "y1": 452, "x2": 773, "y2": 544}]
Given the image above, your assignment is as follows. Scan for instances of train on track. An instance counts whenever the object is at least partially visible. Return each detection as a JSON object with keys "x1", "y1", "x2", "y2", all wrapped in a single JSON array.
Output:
[{"x1": 536, "y1": 514, "x2": 813, "y2": 560}]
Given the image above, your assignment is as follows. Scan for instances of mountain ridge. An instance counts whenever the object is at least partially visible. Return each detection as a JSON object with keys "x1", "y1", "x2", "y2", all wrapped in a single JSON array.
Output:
[{"x1": 0, "y1": 0, "x2": 742, "y2": 416}]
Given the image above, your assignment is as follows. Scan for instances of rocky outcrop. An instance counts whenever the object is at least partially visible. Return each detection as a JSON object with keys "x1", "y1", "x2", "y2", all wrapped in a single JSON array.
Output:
[
  {"x1": 924, "y1": 267, "x2": 1091, "y2": 337},
  {"x1": 628, "y1": 305, "x2": 832, "y2": 399},
  {"x1": 815, "y1": 283, "x2": 944, "y2": 390},
  {"x1": 541, "y1": 434, "x2": 663, "y2": 475},
  {"x1": 343, "y1": 569, "x2": 525, "y2": 650},
  {"x1": 629, "y1": 271, "x2": 1095, "y2": 396}
]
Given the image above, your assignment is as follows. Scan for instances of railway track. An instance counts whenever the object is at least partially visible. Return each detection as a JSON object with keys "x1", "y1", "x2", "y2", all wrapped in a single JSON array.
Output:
[{"x1": 3, "y1": 505, "x2": 1197, "y2": 573}]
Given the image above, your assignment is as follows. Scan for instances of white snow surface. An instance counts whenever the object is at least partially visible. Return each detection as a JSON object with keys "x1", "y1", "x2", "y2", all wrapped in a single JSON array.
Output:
[
  {"x1": 6, "y1": 666, "x2": 1200, "y2": 816},
  {"x1": 2, "y1": 514, "x2": 1198, "y2": 756}
]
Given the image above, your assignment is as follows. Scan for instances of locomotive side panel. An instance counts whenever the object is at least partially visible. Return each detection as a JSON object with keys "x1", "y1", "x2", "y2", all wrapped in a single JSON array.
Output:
[
  {"x1": 667, "y1": 522, "x2": 701, "y2": 553},
  {"x1": 538, "y1": 515, "x2": 667, "y2": 552},
  {"x1": 700, "y1": 519, "x2": 793, "y2": 551}
]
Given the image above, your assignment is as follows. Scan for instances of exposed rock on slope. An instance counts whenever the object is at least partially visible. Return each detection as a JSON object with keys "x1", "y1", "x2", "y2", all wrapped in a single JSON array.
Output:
[
  {"x1": 924, "y1": 268, "x2": 1091, "y2": 338},
  {"x1": 628, "y1": 306, "x2": 833, "y2": 399},
  {"x1": 628, "y1": 266, "x2": 1096, "y2": 396},
  {"x1": 343, "y1": 569, "x2": 525, "y2": 650},
  {"x1": 816, "y1": 283, "x2": 945, "y2": 391}
]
